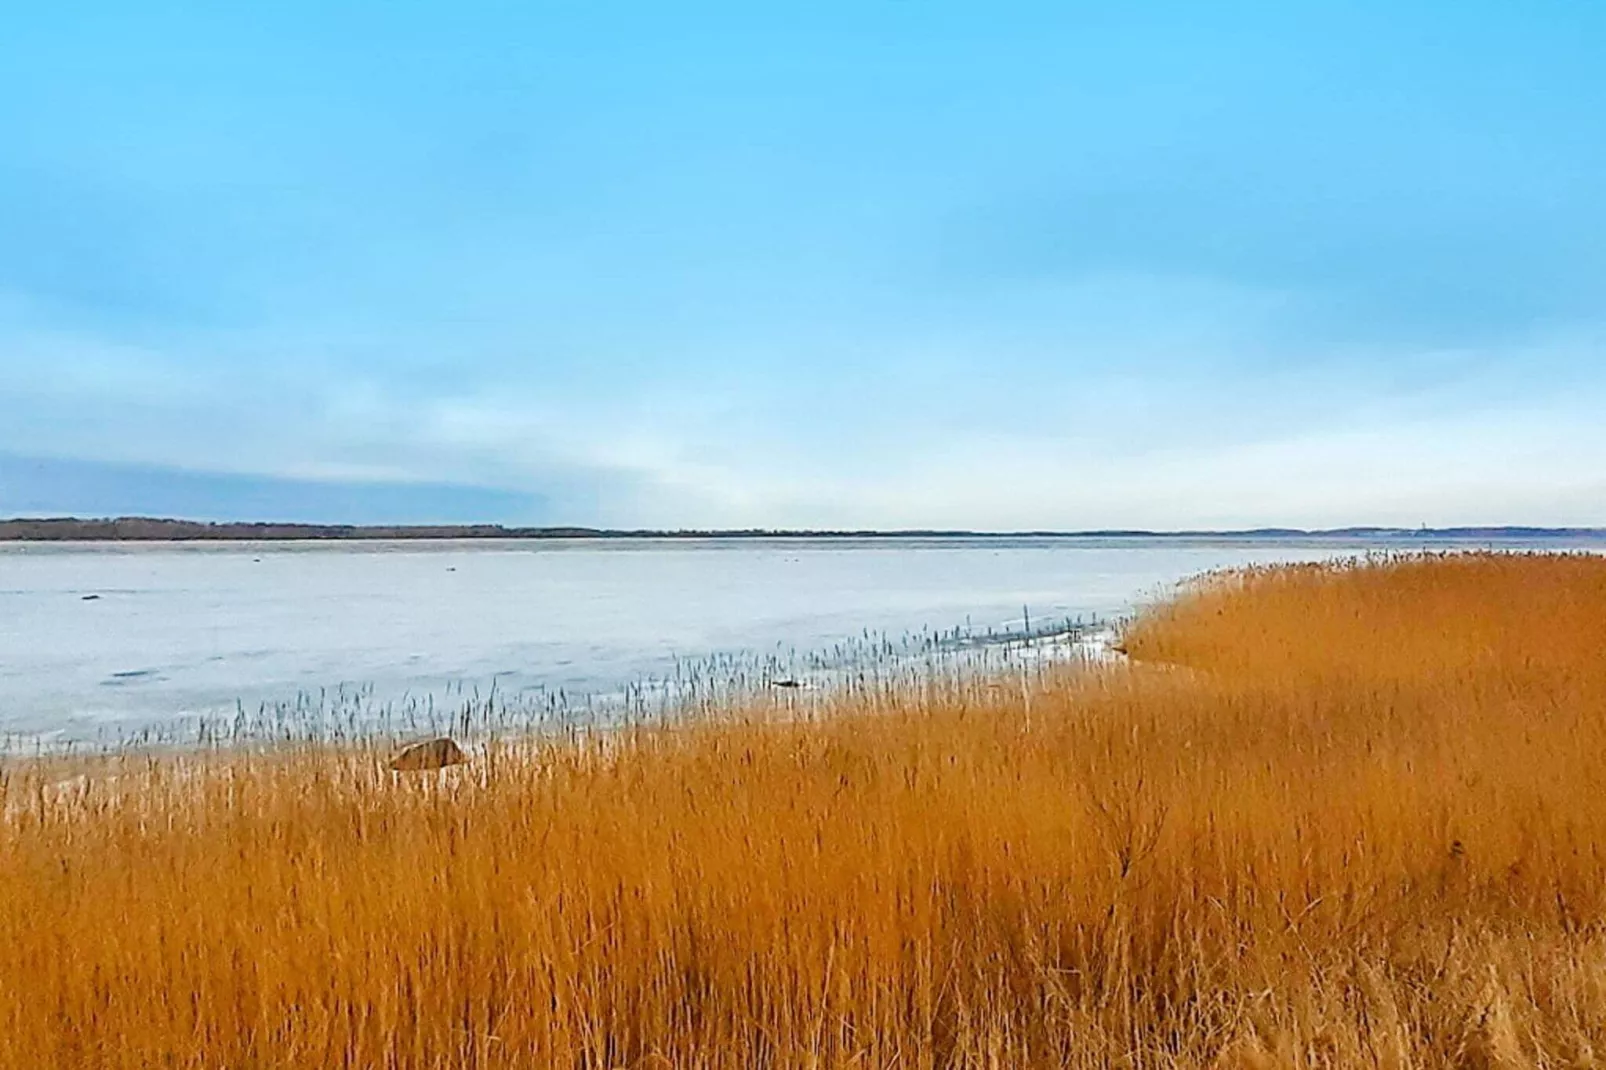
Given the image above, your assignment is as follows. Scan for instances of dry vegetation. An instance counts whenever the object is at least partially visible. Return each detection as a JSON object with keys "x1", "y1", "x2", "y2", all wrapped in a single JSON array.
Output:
[{"x1": 3, "y1": 553, "x2": 1605, "y2": 1068}]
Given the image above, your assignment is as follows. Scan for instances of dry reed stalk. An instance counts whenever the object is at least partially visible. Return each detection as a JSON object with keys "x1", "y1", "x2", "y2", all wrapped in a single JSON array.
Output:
[{"x1": 2, "y1": 553, "x2": 1604, "y2": 1067}]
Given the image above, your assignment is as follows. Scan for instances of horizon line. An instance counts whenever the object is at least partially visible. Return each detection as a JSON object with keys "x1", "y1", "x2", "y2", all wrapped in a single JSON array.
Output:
[{"x1": 3, "y1": 517, "x2": 1604, "y2": 542}]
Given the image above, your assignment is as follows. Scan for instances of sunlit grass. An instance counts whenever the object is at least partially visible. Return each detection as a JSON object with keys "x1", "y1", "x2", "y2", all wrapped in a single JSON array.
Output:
[{"x1": 3, "y1": 553, "x2": 1605, "y2": 1067}]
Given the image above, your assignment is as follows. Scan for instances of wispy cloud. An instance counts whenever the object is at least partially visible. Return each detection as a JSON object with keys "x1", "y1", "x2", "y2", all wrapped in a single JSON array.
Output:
[{"x1": 2, "y1": 3, "x2": 1603, "y2": 526}]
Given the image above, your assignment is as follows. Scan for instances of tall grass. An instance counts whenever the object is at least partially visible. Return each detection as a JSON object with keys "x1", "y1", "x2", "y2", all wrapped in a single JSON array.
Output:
[{"x1": 3, "y1": 553, "x2": 1605, "y2": 1067}]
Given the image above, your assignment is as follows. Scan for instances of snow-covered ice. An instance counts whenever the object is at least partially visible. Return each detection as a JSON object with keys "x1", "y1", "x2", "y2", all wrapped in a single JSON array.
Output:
[{"x1": 1, "y1": 534, "x2": 1593, "y2": 745}]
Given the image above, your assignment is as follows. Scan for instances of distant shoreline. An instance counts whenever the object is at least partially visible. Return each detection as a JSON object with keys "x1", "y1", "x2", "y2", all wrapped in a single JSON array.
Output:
[{"x1": 2, "y1": 517, "x2": 1603, "y2": 543}]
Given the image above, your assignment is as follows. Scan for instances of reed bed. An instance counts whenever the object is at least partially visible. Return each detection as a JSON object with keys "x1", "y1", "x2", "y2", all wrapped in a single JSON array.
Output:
[{"x1": 3, "y1": 553, "x2": 1605, "y2": 1068}]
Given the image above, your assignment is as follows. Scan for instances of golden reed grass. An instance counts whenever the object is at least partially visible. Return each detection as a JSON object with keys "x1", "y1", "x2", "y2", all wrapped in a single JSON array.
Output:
[{"x1": 3, "y1": 553, "x2": 1605, "y2": 1068}]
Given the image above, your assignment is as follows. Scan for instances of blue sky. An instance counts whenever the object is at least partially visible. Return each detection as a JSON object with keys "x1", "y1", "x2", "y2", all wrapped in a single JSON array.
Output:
[{"x1": 2, "y1": 2, "x2": 1604, "y2": 528}]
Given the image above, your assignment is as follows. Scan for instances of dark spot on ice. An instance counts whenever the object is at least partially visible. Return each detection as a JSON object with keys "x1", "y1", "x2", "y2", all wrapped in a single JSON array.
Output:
[
  {"x1": 104, "y1": 669, "x2": 161, "y2": 685},
  {"x1": 81, "y1": 594, "x2": 101, "y2": 601}
]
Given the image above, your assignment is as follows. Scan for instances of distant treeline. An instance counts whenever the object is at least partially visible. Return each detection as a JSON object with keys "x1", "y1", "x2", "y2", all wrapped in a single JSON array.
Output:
[
  {"x1": 0, "y1": 518, "x2": 677, "y2": 541},
  {"x1": 0, "y1": 518, "x2": 955, "y2": 541},
  {"x1": 1, "y1": 517, "x2": 1603, "y2": 542}
]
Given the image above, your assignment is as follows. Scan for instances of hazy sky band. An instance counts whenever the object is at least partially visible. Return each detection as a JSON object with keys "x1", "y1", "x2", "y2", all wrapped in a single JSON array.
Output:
[{"x1": 2, "y1": 3, "x2": 1603, "y2": 527}]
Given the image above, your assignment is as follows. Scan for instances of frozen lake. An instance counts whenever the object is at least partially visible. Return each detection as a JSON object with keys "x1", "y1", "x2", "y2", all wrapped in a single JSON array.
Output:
[{"x1": 1, "y1": 534, "x2": 1597, "y2": 745}]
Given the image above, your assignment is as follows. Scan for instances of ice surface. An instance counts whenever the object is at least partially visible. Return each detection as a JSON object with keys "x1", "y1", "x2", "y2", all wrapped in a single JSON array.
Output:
[{"x1": 0, "y1": 534, "x2": 1595, "y2": 744}]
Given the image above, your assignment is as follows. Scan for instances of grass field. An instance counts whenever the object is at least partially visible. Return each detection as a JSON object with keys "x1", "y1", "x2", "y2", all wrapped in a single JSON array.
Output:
[{"x1": 3, "y1": 553, "x2": 1605, "y2": 1068}]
